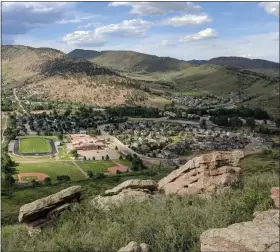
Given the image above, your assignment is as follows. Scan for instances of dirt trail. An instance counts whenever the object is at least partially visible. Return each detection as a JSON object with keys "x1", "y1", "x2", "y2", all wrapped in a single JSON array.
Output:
[
  {"x1": 13, "y1": 88, "x2": 28, "y2": 114},
  {"x1": 72, "y1": 160, "x2": 88, "y2": 178}
]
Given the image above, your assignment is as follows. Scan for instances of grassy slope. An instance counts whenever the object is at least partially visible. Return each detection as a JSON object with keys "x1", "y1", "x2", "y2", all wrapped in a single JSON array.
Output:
[
  {"x1": 2, "y1": 151, "x2": 279, "y2": 252},
  {"x1": 77, "y1": 160, "x2": 116, "y2": 173},
  {"x1": 69, "y1": 49, "x2": 279, "y2": 118},
  {"x1": 2, "y1": 45, "x2": 168, "y2": 108},
  {"x1": 19, "y1": 138, "x2": 51, "y2": 153},
  {"x1": 2, "y1": 167, "x2": 173, "y2": 226},
  {"x1": 14, "y1": 162, "x2": 85, "y2": 181}
]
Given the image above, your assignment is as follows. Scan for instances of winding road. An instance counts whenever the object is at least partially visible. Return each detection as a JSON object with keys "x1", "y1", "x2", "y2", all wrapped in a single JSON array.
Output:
[{"x1": 13, "y1": 88, "x2": 28, "y2": 114}]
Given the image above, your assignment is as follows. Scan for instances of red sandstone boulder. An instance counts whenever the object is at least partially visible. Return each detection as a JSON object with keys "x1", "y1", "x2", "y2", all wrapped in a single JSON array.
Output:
[{"x1": 158, "y1": 150, "x2": 244, "y2": 196}]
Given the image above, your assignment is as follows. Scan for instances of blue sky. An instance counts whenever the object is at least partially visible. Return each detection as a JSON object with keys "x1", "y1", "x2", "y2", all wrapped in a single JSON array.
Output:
[{"x1": 2, "y1": 2, "x2": 279, "y2": 61}]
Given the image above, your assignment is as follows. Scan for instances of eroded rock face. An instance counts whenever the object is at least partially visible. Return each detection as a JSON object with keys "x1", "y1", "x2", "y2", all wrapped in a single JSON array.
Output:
[
  {"x1": 271, "y1": 187, "x2": 279, "y2": 209},
  {"x1": 158, "y1": 150, "x2": 244, "y2": 196},
  {"x1": 105, "y1": 179, "x2": 158, "y2": 196},
  {"x1": 200, "y1": 209, "x2": 279, "y2": 252},
  {"x1": 93, "y1": 180, "x2": 158, "y2": 210},
  {"x1": 19, "y1": 185, "x2": 82, "y2": 235},
  {"x1": 117, "y1": 241, "x2": 149, "y2": 252}
]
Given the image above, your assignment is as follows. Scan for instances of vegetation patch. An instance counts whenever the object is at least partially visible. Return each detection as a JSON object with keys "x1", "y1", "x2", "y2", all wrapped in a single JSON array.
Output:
[
  {"x1": 14, "y1": 162, "x2": 85, "y2": 181},
  {"x1": 77, "y1": 160, "x2": 116, "y2": 173},
  {"x1": 18, "y1": 138, "x2": 52, "y2": 153}
]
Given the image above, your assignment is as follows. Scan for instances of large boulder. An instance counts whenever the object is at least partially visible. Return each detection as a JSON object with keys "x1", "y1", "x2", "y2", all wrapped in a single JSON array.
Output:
[
  {"x1": 19, "y1": 185, "x2": 82, "y2": 235},
  {"x1": 93, "y1": 180, "x2": 158, "y2": 210},
  {"x1": 271, "y1": 187, "x2": 279, "y2": 209},
  {"x1": 117, "y1": 241, "x2": 149, "y2": 252},
  {"x1": 200, "y1": 209, "x2": 279, "y2": 252},
  {"x1": 158, "y1": 150, "x2": 244, "y2": 196},
  {"x1": 105, "y1": 179, "x2": 158, "y2": 196}
]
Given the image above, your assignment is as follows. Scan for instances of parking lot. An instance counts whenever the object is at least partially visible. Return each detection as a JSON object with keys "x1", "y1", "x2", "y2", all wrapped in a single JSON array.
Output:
[{"x1": 77, "y1": 148, "x2": 120, "y2": 160}]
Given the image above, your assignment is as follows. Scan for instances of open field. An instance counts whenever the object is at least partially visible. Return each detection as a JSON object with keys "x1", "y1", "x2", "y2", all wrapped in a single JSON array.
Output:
[
  {"x1": 9, "y1": 153, "x2": 55, "y2": 162},
  {"x1": 13, "y1": 162, "x2": 85, "y2": 181},
  {"x1": 77, "y1": 160, "x2": 116, "y2": 173},
  {"x1": 19, "y1": 137, "x2": 52, "y2": 153},
  {"x1": 17, "y1": 135, "x2": 58, "y2": 141},
  {"x1": 116, "y1": 160, "x2": 132, "y2": 167}
]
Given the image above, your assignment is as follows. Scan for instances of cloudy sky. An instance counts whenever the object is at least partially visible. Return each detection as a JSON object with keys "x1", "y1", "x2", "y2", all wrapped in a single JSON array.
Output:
[{"x1": 2, "y1": 1, "x2": 279, "y2": 62}]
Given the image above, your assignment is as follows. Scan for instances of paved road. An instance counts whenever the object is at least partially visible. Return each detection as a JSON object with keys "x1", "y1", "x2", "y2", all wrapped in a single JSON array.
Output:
[
  {"x1": 244, "y1": 136, "x2": 259, "y2": 151},
  {"x1": 128, "y1": 117, "x2": 199, "y2": 125},
  {"x1": 13, "y1": 88, "x2": 28, "y2": 114}
]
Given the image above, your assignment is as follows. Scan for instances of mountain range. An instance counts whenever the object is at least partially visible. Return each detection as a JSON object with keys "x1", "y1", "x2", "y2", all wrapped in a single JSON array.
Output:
[{"x1": 2, "y1": 45, "x2": 279, "y2": 118}]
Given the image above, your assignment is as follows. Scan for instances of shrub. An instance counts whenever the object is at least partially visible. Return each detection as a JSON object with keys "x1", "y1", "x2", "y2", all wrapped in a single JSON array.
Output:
[
  {"x1": 43, "y1": 177, "x2": 52, "y2": 185},
  {"x1": 57, "y1": 175, "x2": 71, "y2": 182},
  {"x1": 87, "y1": 171, "x2": 93, "y2": 178},
  {"x1": 119, "y1": 155, "x2": 123, "y2": 160},
  {"x1": 105, "y1": 154, "x2": 110, "y2": 160}
]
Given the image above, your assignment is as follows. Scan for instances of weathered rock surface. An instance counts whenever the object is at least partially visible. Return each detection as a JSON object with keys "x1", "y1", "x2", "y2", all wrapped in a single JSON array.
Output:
[
  {"x1": 105, "y1": 179, "x2": 158, "y2": 196},
  {"x1": 19, "y1": 185, "x2": 82, "y2": 235},
  {"x1": 117, "y1": 241, "x2": 149, "y2": 252},
  {"x1": 158, "y1": 150, "x2": 244, "y2": 196},
  {"x1": 271, "y1": 187, "x2": 279, "y2": 209},
  {"x1": 200, "y1": 209, "x2": 279, "y2": 252},
  {"x1": 93, "y1": 180, "x2": 157, "y2": 210}
]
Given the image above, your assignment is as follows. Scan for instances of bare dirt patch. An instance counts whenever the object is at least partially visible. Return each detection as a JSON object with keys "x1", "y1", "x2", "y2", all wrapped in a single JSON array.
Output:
[
  {"x1": 18, "y1": 172, "x2": 49, "y2": 182},
  {"x1": 107, "y1": 162, "x2": 128, "y2": 174}
]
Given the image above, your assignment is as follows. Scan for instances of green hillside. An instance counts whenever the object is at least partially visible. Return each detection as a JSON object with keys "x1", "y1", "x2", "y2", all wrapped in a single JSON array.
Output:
[{"x1": 68, "y1": 49, "x2": 279, "y2": 118}]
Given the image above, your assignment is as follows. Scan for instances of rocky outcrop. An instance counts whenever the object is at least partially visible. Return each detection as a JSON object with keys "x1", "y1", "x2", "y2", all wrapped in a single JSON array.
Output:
[
  {"x1": 117, "y1": 241, "x2": 149, "y2": 252},
  {"x1": 19, "y1": 186, "x2": 82, "y2": 236},
  {"x1": 158, "y1": 150, "x2": 244, "y2": 196},
  {"x1": 271, "y1": 187, "x2": 279, "y2": 209},
  {"x1": 93, "y1": 180, "x2": 158, "y2": 210},
  {"x1": 105, "y1": 180, "x2": 158, "y2": 196},
  {"x1": 200, "y1": 209, "x2": 279, "y2": 252}
]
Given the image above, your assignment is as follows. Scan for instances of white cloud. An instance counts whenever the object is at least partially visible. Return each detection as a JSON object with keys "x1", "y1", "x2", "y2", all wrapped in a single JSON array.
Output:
[
  {"x1": 108, "y1": 2, "x2": 201, "y2": 16},
  {"x1": 78, "y1": 22, "x2": 102, "y2": 29},
  {"x1": 56, "y1": 15, "x2": 100, "y2": 25},
  {"x1": 260, "y1": 2, "x2": 279, "y2": 16},
  {"x1": 2, "y1": 2, "x2": 74, "y2": 34},
  {"x1": 161, "y1": 40, "x2": 176, "y2": 47},
  {"x1": 137, "y1": 32, "x2": 279, "y2": 62},
  {"x1": 165, "y1": 14, "x2": 212, "y2": 27},
  {"x1": 180, "y1": 28, "x2": 218, "y2": 42},
  {"x1": 62, "y1": 31, "x2": 106, "y2": 47},
  {"x1": 62, "y1": 19, "x2": 152, "y2": 47},
  {"x1": 95, "y1": 19, "x2": 152, "y2": 37}
]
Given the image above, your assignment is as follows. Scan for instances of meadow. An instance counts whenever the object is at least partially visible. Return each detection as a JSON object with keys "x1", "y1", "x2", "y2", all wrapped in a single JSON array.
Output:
[
  {"x1": 14, "y1": 162, "x2": 85, "y2": 181},
  {"x1": 77, "y1": 160, "x2": 116, "y2": 173},
  {"x1": 18, "y1": 137, "x2": 52, "y2": 153},
  {"x1": 2, "y1": 160, "x2": 279, "y2": 252}
]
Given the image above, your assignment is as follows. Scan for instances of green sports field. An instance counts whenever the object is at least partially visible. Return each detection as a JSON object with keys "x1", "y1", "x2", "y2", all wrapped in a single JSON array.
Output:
[
  {"x1": 14, "y1": 162, "x2": 85, "y2": 181},
  {"x1": 19, "y1": 137, "x2": 52, "y2": 153},
  {"x1": 77, "y1": 160, "x2": 116, "y2": 173}
]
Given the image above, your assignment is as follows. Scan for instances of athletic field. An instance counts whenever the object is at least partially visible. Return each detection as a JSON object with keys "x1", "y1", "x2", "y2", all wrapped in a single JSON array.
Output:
[
  {"x1": 15, "y1": 162, "x2": 85, "y2": 181},
  {"x1": 19, "y1": 137, "x2": 51, "y2": 153}
]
